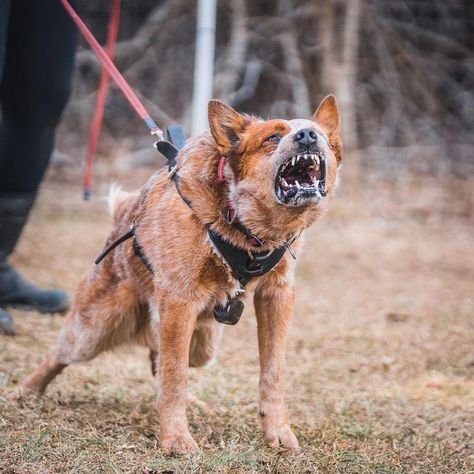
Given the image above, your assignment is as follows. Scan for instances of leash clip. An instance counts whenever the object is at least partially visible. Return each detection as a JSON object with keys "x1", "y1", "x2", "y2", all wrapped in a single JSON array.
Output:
[{"x1": 150, "y1": 128, "x2": 164, "y2": 141}]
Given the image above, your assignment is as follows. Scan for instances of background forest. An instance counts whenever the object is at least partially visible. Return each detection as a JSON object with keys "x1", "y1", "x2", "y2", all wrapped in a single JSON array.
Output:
[{"x1": 59, "y1": 0, "x2": 473, "y2": 180}]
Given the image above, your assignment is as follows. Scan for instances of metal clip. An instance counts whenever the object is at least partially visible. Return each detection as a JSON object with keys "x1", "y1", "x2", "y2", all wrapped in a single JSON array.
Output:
[
  {"x1": 168, "y1": 164, "x2": 178, "y2": 179},
  {"x1": 286, "y1": 243, "x2": 297, "y2": 259},
  {"x1": 150, "y1": 129, "x2": 165, "y2": 141},
  {"x1": 284, "y1": 231, "x2": 301, "y2": 260}
]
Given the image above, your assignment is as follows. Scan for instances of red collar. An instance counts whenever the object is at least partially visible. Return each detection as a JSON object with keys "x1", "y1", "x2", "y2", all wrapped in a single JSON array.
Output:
[{"x1": 216, "y1": 156, "x2": 262, "y2": 247}]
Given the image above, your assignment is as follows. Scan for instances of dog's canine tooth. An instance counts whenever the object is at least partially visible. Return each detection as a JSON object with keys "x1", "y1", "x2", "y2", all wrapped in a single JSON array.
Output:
[
  {"x1": 292, "y1": 156, "x2": 296, "y2": 166},
  {"x1": 281, "y1": 177, "x2": 288, "y2": 187},
  {"x1": 295, "y1": 180, "x2": 300, "y2": 188}
]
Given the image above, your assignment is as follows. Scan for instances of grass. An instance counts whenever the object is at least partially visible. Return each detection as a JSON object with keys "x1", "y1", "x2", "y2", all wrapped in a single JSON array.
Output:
[{"x1": 0, "y1": 161, "x2": 473, "y2": 473}]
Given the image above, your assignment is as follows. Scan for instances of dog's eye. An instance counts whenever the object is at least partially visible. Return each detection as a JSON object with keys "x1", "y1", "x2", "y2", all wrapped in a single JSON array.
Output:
[{"x1": 266, "y1": 134, "x2": 281, "y2": 143}]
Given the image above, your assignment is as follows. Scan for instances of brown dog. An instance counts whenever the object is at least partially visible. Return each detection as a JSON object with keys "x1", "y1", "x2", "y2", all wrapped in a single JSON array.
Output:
[{"x1": 7, "y1": 96, "x2": 342, "y2": 454}]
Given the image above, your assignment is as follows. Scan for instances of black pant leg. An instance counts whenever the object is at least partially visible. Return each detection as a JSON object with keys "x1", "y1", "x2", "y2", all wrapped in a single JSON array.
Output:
[
  {"x1": 0, "y1": 0, "x2": 78, "y2": 193},
  {"x1": 0, "y1": 0, "x2": 11, "y2": 82}
]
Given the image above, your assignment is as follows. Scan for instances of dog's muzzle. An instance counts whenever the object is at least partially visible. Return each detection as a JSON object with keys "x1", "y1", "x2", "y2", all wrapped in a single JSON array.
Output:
[{"x1": 275, "y1": 152, "x2": 326, "y2": 205}]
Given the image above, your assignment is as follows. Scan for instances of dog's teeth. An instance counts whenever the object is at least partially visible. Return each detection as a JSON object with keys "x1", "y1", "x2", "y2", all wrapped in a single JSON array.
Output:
[
  {"x1": 295, "y1": 180, "x2": 300, "y2": 188},
  {"x1": 281, "y1": 177, "x2": 288, "y2": 187},
  {"x1": 292, "y1": 156, "x2": 296, "y2": 166}
]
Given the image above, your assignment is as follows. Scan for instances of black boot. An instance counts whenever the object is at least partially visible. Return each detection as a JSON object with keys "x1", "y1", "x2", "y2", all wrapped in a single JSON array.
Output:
[
  {"x1": 0, "y1": 307, "x2": 15, "y2": 335},
  {"x1": 0, "y1": 192, "x2": 69, "y2": 317}
]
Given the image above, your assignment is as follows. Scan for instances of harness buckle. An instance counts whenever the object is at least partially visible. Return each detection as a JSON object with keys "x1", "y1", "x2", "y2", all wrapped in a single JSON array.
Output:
[{"x1": 245, "y1": 249, "x2": 274, "y2": 274}]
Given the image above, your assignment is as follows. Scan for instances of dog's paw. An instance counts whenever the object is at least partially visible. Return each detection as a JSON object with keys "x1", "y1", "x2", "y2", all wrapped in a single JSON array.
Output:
[
  {"x1": 264, "y1": 424, "x2": 300, "y2": 451},
  {"x1": 161, "y1": 430, "x2": 199, "y2": 455},
  {"x1": 5, "y1": 386, "x2": 25, "y2": 402},
  {"x1": 5, "y1": 385, "x2": 38, "y2": 402}
]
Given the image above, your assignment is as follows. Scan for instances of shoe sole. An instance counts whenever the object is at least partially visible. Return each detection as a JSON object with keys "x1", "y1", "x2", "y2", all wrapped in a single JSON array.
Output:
[{"x1": 0, "y1": 327, "x2": 16, "y2": 336}]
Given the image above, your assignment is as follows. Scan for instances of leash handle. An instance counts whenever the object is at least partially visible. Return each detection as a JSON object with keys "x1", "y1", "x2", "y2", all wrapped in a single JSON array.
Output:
[{"x1": 59, "y1": 0, "x2": 163, "y2": 138}]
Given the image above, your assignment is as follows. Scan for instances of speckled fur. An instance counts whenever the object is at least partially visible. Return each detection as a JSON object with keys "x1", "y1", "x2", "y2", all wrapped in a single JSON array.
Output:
[{"x1": 8, "y1": 96, "x2": 342, "y2": 454}]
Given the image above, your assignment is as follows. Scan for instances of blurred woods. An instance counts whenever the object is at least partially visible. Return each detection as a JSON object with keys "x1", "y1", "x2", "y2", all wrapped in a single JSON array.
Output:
[{"x1": 56, "y1": 0, "x2": 474, "y2": 183}]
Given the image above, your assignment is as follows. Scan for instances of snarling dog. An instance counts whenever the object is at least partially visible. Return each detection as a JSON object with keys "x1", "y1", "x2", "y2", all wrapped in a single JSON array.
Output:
[{"x1": 8, "y1": 96, "x2": 342, "y2": 453}]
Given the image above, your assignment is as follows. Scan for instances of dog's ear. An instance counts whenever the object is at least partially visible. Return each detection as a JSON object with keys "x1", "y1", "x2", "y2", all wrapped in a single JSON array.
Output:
[
  {"x1": 208, "y1": 100, "x2": 247, "y2": 151},
  {"x1": 312, "y1": 95, "x2": 343, "y2": 164}
]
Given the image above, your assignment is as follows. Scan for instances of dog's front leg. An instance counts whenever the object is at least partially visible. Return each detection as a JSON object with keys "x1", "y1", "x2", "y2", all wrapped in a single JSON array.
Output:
[
  {"x1": 158, "y1": 295, "x2": 199, "y2": 454},
  {"x1": 254, "y1": 283, "x2": 300, "y2": 451}
]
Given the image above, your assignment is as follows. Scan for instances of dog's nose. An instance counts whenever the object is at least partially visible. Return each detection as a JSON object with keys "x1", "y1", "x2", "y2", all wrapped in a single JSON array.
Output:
[{"x1": 294, "y1": 128, "x2": 317, "y2": 148}]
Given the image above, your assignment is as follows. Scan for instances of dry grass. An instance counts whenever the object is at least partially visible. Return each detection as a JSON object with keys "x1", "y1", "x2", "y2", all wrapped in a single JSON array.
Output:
[{"x1": 0, "y1": 157, "x2": 473, "y2": 473}]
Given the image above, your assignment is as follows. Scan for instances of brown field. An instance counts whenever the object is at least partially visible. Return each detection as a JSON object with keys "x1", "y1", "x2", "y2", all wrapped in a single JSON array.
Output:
[{"x1": 1, "y1": 155, "x2": 473, "y2": 473}]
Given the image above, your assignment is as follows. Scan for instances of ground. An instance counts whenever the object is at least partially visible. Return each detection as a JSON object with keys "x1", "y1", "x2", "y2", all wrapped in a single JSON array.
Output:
[{"x1": 0, "y1": 157, "x2": 473, "y2": 473}]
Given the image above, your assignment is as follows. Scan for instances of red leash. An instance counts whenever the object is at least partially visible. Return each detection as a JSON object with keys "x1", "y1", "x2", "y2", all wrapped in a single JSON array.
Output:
[
  {"x1": 59, "y1": 0, "x2": 164, "y2": 197},
  {"x1": 82, "y1": 0, "x2": 120, "y2": 200}
]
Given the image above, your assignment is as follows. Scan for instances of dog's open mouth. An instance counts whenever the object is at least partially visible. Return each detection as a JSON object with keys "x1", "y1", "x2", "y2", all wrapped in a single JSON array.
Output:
[{"x1": 275, "y1": 153, "x2": 326, "y2": 204}]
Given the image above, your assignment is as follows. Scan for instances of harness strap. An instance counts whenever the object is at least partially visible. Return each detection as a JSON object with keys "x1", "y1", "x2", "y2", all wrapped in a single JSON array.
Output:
[
  {"x1": 208, "y1": 228, "x2": 287, "y2": 286},
  {"x1": 95, "y1": 226, "x2": 134, "y2": 265},
  {"x1": 94, "y1": 224, "x2": 153, "y2": 275},
  {"x1": 132, "y1": 236, "x2": 154, "y2": 274}
]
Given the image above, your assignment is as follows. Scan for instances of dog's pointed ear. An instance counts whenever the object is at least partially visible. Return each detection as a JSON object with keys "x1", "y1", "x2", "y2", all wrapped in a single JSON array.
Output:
[
  {"x1": 313, "y1": 95, "x2": 343, "y2": 163},
  {"x1": 313, "y1": 95, "x2": 340, "y2": 137},
  {"x1": 208, "y1": 100, "x2": 247, "y2": 151}
]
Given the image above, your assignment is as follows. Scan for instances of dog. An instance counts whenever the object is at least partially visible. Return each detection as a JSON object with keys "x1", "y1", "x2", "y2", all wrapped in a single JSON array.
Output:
[{"x1": 7, "y1": 96, "x2": 342, "y2": 454}]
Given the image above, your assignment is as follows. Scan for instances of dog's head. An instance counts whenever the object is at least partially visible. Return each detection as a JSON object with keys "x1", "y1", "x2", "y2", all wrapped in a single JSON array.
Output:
[{"x1": 208, "y1": 96, "x2": 342, "y2": 215}]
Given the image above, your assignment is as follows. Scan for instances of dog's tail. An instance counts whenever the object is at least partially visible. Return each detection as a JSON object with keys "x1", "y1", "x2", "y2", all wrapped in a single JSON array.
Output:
[{"x1": 107, "y1": 183, "x2": 138, "y2": 224}]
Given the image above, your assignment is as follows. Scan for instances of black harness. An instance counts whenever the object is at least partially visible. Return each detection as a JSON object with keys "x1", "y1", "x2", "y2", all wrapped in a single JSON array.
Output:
[{"x1": 95, "y1": 125, "x2": 298, "y2": 325}]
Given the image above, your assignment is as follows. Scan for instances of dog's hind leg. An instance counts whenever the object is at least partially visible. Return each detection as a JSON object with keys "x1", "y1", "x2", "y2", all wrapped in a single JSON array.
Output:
[
  {"x1": 7, "y1": 353, "x2": 67, "y2": 400},
  {"x1": 149, "y1": 350, "x2": 158, "y2": 376},
  {"x1": 6, "y1": 308, "x2": 94, "y2": 400},
  {"x1": 7, "y1": 281, "x2": 144, "y2": 400},
  {"x1": 188, "y1": 314, "x2": 223, "y2": 368}
]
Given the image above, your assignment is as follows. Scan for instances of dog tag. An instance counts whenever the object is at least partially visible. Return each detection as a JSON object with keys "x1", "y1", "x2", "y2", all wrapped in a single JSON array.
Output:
[{"x1": 213, "y1": 299, "x2": 244, "y2": 325}]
